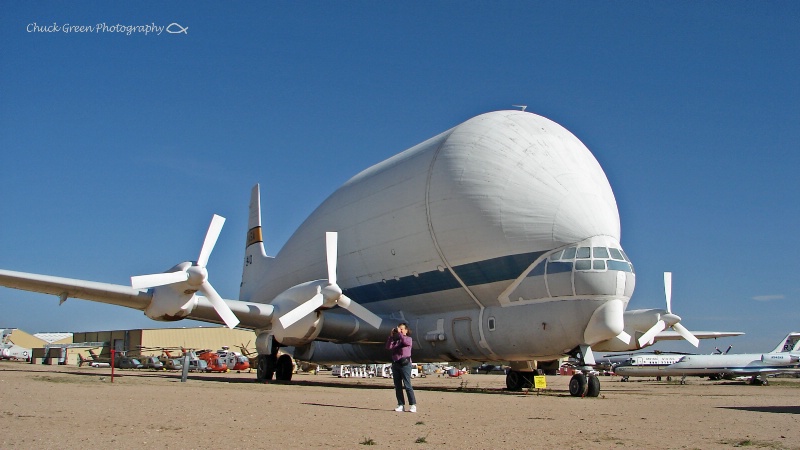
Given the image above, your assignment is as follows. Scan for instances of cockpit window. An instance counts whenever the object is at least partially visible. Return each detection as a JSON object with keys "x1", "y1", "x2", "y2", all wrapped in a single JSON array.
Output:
[
  {"x1": 607, "y1": 260, "x2": 632, "y2": 272},
  {"x1": 548, "y1": 244, "x2": 634, "y2": 274}
]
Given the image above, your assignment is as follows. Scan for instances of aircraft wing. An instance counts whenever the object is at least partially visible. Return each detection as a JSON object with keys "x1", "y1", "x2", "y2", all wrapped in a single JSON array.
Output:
[
  {"x1": 654, "y1": 330, "x2": 744, "y2": 342},
  {"x1": 0, "y1": 269, "x2": 151, "y2": 309},
  {"x1": 726, "y1": 367, "x2": 800, "y2": 375},
  {"x1": 0, "y1": 268, "x2": 274, "y2": 329}
]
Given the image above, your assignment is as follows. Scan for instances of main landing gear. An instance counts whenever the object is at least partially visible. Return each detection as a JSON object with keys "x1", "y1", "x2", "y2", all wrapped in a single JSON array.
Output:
[
  {"x1": 505, "y1": 370, "x2": 535, "y2": 391},
  {"x1": 256, "y1": 336, "x2": 294, "y2": 383},
  {"x1": 256, "y1": 353, "x2": 294, "y2": 382}
]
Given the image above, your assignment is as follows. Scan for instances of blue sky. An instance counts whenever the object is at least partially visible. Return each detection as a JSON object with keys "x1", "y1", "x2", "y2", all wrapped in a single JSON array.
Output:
[{"x1": 1, "y1": 3, "x2": 798, "y2": 353}]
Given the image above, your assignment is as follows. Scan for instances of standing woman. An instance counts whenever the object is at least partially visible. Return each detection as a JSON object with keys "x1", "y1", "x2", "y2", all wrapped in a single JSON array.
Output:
[{"x1": 385, "y1": 322, "x2": 417, "y2": 412}]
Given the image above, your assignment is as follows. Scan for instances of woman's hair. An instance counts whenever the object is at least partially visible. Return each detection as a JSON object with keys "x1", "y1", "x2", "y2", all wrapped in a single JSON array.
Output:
[{"x1": 398, "y1": 322, "x2": 411, "y2": 336}]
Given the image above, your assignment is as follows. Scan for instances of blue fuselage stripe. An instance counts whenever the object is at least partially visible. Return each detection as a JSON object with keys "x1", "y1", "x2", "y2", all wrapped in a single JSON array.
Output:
[{"x1": 343, "y1": 251, "x2": 545, "y2": 304}]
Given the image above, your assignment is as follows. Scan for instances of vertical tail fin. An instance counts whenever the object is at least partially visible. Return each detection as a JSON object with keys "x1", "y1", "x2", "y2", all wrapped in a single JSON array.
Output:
[
  {"x1": 240, "y1": 184, "x2": 274, "y2": 301},
  {"x1": 770, "y1": 332, "x2": 800, "y2": 353}
]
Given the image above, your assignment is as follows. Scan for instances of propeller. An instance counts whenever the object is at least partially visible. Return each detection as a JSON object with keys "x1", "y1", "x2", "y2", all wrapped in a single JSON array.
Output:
[
  {"x1": 615, "y1": 330, "x2": 632, "y2": 345},
  {"x1": 130, "y1": 214, "x2": 240, "y2": 329},
  {"x1": 637, "y1": 272, "x2": 699, "y2": 348},
  {"x1": 278, "y1": 232, "x2": 383, "y2": 329}
]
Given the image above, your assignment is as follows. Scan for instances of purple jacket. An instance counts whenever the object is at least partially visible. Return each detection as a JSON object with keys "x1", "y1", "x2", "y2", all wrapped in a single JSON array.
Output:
[{"x1": 385, "y1": 333, "x2": 412, "y2": 362}]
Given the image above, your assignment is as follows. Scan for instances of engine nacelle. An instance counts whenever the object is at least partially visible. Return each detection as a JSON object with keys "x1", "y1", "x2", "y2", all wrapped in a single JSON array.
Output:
[
  {"x1": 269, "y1": 281, "x2": 327, "y2": 347},
  {"x1": 622, "y1": 309, "x2": 667, "y2": 331},
  {"x1": 143, "y1": 262, "x2": 198, "y2": 321},
  {"x1": 144, "y1": 284, "x2": 198, "y2": 321},
  {"x1": 593, "y1": 308, "x2": 667, "y2": 352},
  {"x1": 761, "y1": 353, "x2": 800, "y2": 365}
]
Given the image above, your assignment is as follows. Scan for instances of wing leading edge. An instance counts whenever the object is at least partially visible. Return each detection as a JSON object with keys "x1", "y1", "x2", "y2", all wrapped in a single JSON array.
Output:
[
  {"x1": 654, "y1": 330, "x2": 745, "y2": 341},
  {"x1": 0, "y1": 269, "x2": 274, "y2": 329},
  {"x1": 0, "y1": 269, "x2": 151, "y2": 309}
]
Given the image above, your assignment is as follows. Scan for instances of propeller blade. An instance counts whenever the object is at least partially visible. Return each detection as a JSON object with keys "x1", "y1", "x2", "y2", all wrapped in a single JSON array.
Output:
[
  {"x1": 339, "y1": 294, "x2": 383, "y2": 329},
  {"x1": 673, "y1": 322, "x2": 700, "y2": 347},
  {"x1": 326, "y1": 232, "x2": 338, "y2": 286},
  {"x1": 197, "y1": 214, "x2": 226, "y2": 267},
  {"x1": 664, "y1": 272, "x2": 673, "y2": 313},
  {"x1": 131, "y1": 271, "x2": 188, "y2": 289},
  {"x1": 279, "y1": 293, "x2": 324, "y2": 329},
  {"x1": 615, "y1": 330, "x2": 632, "y2": 345},
  {"x1": 637, "y1": 320, "x2": 666, "y2": 347},
  {"x1": 199, "y1": 281, "x2": 240, "y2": 329}
]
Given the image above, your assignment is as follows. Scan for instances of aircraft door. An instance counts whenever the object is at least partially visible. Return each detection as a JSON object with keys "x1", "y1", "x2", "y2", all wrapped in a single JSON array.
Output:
[{"x1": 451, "y1": 318, "x2": 481, "y2": 359}]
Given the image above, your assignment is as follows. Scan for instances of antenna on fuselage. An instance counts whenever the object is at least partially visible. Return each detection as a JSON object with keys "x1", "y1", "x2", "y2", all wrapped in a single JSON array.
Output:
[{"x1": 512, "y1": 104, "x2": 527, "y2": 111}]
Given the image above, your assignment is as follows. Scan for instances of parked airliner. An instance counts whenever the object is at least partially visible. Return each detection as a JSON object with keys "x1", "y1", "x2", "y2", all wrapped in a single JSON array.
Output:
[
  {"x1": 0, "y1": 110, "x2": 739, "y2": 397},
  {"x1": 616, "y1": 332, "x2": 800, "y2": 385}
]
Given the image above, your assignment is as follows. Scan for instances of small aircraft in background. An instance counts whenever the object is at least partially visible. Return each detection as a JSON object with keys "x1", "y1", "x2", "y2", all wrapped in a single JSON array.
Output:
[
  {"x1": 615, "y1": 332, "x2": 800, "y2": 385},
  {"x1": 195, "y1": 349, "x2": 229, "y2": 373},
  {"x1": 216, "y1": 346, "x2": 250, "y2": 372},
  {"x1": 237, "y1": 342, "x2": 258, "y2": 370},
  {"x1": 77, "y1": 349, "x2": 111, "y2": 368},
  {"x1": 77, "y1": 353, "x2": 110, "y2": 368},
  {"x1": 0, "y1": 345, "x2": 31, "y2": 362},
  {"x1": 139, "y1": 356, "x2": 165, "y2": 370},
  {"x1": 115, "y1": 354, "x2": 143, "y2": 369},
  {"x1": 155, "y1": 349, "x2": 184, "y2": 371}
]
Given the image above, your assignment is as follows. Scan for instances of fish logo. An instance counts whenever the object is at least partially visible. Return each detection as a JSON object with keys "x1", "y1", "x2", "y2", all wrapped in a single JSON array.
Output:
[{"x1": 166, "y1": 23, "x2": 188, "y2": 34}]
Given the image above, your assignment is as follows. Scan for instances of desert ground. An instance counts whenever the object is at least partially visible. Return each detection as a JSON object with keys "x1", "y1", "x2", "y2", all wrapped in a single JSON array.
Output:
[{"x1": 1, "y1": 362, "x2": 799, "y2": 449}]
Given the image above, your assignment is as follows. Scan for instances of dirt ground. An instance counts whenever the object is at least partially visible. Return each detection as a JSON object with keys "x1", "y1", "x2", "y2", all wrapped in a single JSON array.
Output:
[{"x1": 1, "y1": 362, "x2": 799, "y2": 449}]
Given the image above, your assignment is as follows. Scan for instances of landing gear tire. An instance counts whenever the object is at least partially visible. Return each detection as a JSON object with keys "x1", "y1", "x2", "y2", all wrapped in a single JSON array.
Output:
[
  {"x1": 275, "y1": 354, "x2": 294, "y2": 381},
  {"x1": 505, "y1": 370, "x2": 534, "y2": 391},
  {"x1": 586, "y1": 375, "x2": 600, "y2": 397},
  {"x1": 569, "y1": 373, "x2": 587, "y2": 397},
  {"x1": 256, "y1": 354, "x2": 276, "y2": 382},
  {"x1": 506, "y1": 370, "x2": 522, "y2": 390}
]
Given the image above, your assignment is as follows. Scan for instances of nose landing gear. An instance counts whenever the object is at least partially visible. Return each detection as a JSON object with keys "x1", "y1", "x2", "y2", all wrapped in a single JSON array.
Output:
[
  {"x1": 569, "y1": 372, "x2": 600, "y2": 397},
  {"x1": 568, "y1": 344, "x2": 601, "y2": 397}
]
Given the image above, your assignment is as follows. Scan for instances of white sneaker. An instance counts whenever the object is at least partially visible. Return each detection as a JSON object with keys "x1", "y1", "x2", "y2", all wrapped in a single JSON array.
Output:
[
  {"x1": 394, "y1": 405, "x2": 404, "y2": 412},
  {"x1": 408, "y1": 405, "x2": 417, "y2": 413}
]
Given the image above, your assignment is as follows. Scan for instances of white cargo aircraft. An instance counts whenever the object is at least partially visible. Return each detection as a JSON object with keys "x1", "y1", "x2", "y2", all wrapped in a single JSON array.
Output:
[
  {"x1": 615, "y1": 332, "x2": 800, "y2": 385},
  {"x1": 0, "y1": 110, "x2": 740, "y2": 397}
]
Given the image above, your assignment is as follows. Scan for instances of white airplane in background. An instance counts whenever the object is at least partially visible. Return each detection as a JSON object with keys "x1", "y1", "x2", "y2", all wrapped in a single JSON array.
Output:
[
  {"x1": 590, "y1": 350, "x2": 692, "y2": 376},
  {"x1": 616, "y1": 332, "x2": 800, "y2": 385},
  {"x1": 611, "y1": 352, "x2": 695, "y2": 381},
  {"x1": 0, "y1": 110, "x2": 742, "y2": 397}
]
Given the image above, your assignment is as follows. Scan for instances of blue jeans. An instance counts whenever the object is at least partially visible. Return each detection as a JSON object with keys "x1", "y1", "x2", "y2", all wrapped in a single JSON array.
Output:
[{"x1": 392, "y1": 361, "x2": 416, "y2": 405}]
